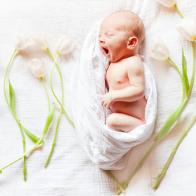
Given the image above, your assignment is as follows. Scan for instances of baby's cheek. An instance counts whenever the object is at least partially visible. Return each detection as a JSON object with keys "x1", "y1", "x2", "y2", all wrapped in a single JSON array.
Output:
[{"x1": 110, "y1": 40, "x2": 119, "y2": 49}]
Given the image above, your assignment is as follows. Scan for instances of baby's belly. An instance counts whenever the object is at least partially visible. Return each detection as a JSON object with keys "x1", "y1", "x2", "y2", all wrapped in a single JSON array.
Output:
[{"x1": 109, "y1": 97, "x2": 146, "y2": 120}]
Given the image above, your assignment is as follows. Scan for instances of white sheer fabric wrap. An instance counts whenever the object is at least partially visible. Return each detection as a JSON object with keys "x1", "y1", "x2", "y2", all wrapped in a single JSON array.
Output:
[{"x1": 70, "y1": 21, "x2": 157, "y2": 170}]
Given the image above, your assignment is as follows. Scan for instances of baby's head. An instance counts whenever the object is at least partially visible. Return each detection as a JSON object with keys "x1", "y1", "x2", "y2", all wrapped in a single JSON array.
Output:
[{"x1": 99, "y1": 11, "x2": 144, "y2": 63}]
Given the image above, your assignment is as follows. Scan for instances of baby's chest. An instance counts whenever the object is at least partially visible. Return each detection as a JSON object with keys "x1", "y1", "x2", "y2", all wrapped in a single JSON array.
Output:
[{"x1": 106, "y1": 65, "x2": 129, "y2": 88}]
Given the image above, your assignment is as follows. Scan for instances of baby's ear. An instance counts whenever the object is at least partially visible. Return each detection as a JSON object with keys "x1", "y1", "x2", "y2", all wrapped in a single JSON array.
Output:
[{"x1": 127, "y1": 36, "x2": 138, "y2": 50}]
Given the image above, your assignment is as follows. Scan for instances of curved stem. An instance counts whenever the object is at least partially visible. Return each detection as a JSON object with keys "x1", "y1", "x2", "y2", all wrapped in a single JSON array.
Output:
[
  {"x1": 0, "y1": 105, "x2": 55, "y2": 173},
  {"x1": 48, "y1": 48, "x2": 74, "y2": 127},
  {"x1": 46, "y1": 48, "x2": 64, "y2": 104},
  {"x1": 188, "y1": 42, "x2": 196, "y2": 96},
  {"x1": 0, "y1": 143, "x2": 43, "y2": 173},
  {"x1": 104, "y1": 171, "x2": 126, "y2": 195},
  {"x1": 42, "y1": 81, "x2": 51, "y2": 112},
  {"x1": 44, "y1": 47, "x2": 75, "y2": 168},
  {"x1": 152, "y1": 115, "x2": 196, "y2": 190},
  {"x1": 49, "y1": 69, "x2": 75, "y2": 127},
  {"x1": 3, "y1": 49, "x2": 18, "y2": 105},
  {"x1": 152, "y1": 42, "x2": 196, "y2": 190},
  {"x1": 174, "y1": 4, "x2": 184, "y2": 18},
  {"x1": 155, "y1": 98, "x2": 188, "y2": 142},
  {"x1": 3, "y1": 49, "x2": 27, "y2": 181},
  {"x1": 45, "y1": 112, "x2": 63, "y2": 168},
  {"x1": 119, "y1": 141, "x2": 158, "y2": 192},
  {"x1": 167, "y1": 57, "x2": 185, "y2": 100}
]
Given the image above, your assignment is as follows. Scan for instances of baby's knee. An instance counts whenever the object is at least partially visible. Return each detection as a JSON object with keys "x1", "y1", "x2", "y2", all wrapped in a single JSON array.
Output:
[{"x1": 106, "y1": 114, "x2": 119, "y2": 128}]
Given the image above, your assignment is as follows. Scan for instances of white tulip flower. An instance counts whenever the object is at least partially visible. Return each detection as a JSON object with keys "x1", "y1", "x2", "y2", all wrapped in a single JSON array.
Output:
[
  {"x1": 177, "y1": 17, "x2": 196, "y2": 41},
  {"x1": 156, "y1": 0, "x2": 176, "y2": 8},
  {"x1": 28, "y1": 58, "x2": 46, "y2": 80},
  {"x1": 56, "y1": 35, "x2": 76, "y2": 59},
  {"x1": 149, "y1": 37, "x2": 170, "y2": 61},
  {"x1": 16, "y1": 37, "x2": 48, "y2": 56}
]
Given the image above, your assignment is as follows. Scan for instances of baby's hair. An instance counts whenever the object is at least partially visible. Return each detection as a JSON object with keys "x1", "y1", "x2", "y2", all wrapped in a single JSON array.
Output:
[{"x1": 109, "y1": 10, "x2": 145, "y2": 43}]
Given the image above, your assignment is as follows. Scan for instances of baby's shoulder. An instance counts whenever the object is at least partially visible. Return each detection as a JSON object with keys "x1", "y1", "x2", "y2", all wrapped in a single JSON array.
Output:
[
  {"x1": 127, "y1": 55, "x2": 142, "y2": 65},
  {"x1": 126, "y1": 55, "x2": 143, "y2": 70}
]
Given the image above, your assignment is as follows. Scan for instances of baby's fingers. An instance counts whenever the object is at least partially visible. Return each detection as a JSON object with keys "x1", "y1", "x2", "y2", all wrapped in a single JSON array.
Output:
[
  {"x1": 99, "y1": 94, "x2": 105, "y2": 99},
  {"x1": 102, "y1": 101, "x2": 107, "y2": 108},
  {"x1": 105, "y1": 102, "x2": 110, "y2": 109}
]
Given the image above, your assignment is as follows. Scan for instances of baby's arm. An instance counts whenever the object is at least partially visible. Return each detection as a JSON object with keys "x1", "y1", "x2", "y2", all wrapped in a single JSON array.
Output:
[{"x1": 111, "y1": 56, "x2": 145, "y2": 102}]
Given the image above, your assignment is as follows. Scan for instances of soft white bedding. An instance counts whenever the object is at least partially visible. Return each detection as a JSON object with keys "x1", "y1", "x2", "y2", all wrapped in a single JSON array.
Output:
[{"x1": 0, "y1": 0, "x2": 195, "y2": 195}]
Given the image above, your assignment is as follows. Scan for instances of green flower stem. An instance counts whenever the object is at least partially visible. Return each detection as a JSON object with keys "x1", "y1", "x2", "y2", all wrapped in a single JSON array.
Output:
[
  {"x1": 152, "y1": 115, "x2": 196, "y2": 190},
  {"x1": 1, "y1": 49, "x2": 55, "y2": 176},
  {"x1": 13, "y1": 115, "x2": 27, "y2": 181},
  {"x1": 115, "y1": 141, "x2": 158, "y2": 194},
  {"x1": 39, "y1": 105, "x2": 55, "y2": 143},
  {"x1": 3, "y1": 49, "x2": 18, "y2": 106},
  {"x1": 151, "y1": 42, "x2": 196, "y2": 190},
  {"x1": 44, "y1": 112, "x2": 63, "y2": 168},
  {"x1": 155, "y1": 98, "x2": 188, "y2": 141},
  {"x1": 46, "y1": 48, "x2": 65, "y2": 104},
  {"x1": 0, "y1": 143, "x2": 43, "y2": 173},
  {"x1": 188, "y1": 42, "x2": 196, "y2": 95},
  {"x1": 105, "y1": 171, "x2": 126, "y2": 195},
  {"x1": 46, "y1": 48, "x2": 74, "y2": 128},
  {"x1": 117, "y1": 43, "x2": 196, "y2": 194},
  {"x1": 167, "y1": 57, "x2": 186, "y2": 100},
  {"x1": 43, "y1": 47, "x2": 74, "y2": 167},
  {"x1": 49, "y1": 67, "x2": 75, "y2": 127},
  {"x1": 174, "y1": 3, "x2": 184, "y2": 18},
  {"x1": 3, "y1": 49, "x2": 27, "y2": 181},
  {"x1": 0, "y1": 105, "x2": 55, "y2": 173},
  {"x1": 42, "y1": 81, "x2": 51, "y2": 111}
]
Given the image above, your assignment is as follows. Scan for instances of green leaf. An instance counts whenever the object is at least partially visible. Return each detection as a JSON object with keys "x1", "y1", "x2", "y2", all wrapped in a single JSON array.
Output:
[
  {"x1": 182, "y1": 49, "x2": 190, "y2": 96},
  {"x1": 8, "y1": 80, "x2": 16, "y2": 114},
  {"x1": 40, "y1": 105, "x2": 55, "y2": 142},
  {"x1": 155, "y1": 99, "x2": 186, "y2": 142},
  {"x1": 22, "y1": 126, "x2": 40, "y2": 143}
]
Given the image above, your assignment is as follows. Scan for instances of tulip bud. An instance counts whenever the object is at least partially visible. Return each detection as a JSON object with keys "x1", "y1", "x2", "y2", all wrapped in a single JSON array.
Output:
[
  {"x1": 177, "y1": 17, "x2": 196, "y2": 41},
  {"x1": 149, "y1": 38, "x2": 170, "y2": 61},
  {"x1": 28, "y1": 58, "x2": 46, "y2": 80},
  {"x1": 16, "y1": 37, "x2": 48, "y2": 56},
  {"x1": 156, "y1": 0, "x2": 176, "y2": 8},
  {"x1": 56, "y1": 35, "x2": 76, "y2": 59}
]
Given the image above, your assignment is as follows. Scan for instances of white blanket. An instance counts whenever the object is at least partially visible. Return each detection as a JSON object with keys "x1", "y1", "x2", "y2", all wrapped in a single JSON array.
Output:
[
  {"x1": 70, "y1": 20, "x2": 157, "y2": 170},
  {"x1": 0, "y1": 0, "x2": 196, "y2": 196}
]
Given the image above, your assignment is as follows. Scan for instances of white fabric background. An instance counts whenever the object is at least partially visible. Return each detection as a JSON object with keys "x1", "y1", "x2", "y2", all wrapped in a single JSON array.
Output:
[{"x1": 0, "y1": 0, "x2": 195, "y2": 195}]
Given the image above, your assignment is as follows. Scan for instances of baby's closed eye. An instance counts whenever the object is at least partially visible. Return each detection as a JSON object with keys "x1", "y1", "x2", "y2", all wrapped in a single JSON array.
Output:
[
  {"x1": 107, "y1": 33, "x2": 114, "y2": 36},
  {"x1": 106, "y1": 31, "x2": 115, "y2": 37}
]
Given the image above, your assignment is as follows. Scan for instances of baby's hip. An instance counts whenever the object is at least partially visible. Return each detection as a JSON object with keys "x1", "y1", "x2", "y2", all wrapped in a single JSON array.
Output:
[{"x1": 109, "y1": 97, "x2": 146, "y2": 120}]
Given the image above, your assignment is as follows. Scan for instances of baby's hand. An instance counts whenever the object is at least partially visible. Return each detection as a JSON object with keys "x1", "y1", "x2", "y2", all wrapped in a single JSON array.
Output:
[{"x1": 101, "y1": 92, "x2": 114, "y2": 109}]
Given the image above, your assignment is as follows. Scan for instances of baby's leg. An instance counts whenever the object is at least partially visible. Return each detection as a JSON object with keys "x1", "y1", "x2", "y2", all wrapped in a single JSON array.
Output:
[{"x1": 106, "y1": 113, "x2": 144, "y2": 132}]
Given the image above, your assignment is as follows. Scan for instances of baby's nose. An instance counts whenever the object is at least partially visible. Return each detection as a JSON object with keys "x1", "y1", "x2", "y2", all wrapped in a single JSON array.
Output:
[
  {"x1": 99, "y1": 40, "x2": 106, "y2": 46},
  {"x1": 99, "y1": 36, "x2": 105, "y2": 45}
]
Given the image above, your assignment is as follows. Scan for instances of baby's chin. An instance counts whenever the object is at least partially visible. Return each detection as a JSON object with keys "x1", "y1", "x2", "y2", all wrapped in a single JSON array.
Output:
[{"x1": 108, "y1": 54, "x2": 121, "y2": 63}]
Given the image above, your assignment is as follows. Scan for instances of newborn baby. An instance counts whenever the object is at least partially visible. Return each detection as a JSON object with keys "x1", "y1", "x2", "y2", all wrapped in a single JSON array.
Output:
[{"x1": 99, "y1": 11, "x2": 146, "y2": 132}]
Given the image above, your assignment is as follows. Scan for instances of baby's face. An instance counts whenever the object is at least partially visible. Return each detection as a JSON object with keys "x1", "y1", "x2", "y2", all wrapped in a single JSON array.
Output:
[
  {"x1": 99, "y1": 19, "x2": 129, "y2": 63},
  {"x1": 99, "y1": 11, "x2": 144, "y2": 63}
]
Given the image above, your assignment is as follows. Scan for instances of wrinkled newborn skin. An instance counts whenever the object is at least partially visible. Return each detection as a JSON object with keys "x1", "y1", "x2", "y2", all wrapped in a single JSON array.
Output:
[{"x1": 99, "y1": 10, "x2": 146, "y2": 132}]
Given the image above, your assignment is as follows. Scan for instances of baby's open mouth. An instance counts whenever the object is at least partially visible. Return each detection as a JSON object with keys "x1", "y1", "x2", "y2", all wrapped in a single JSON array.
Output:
[{"x1": 101, "y1": 47, "x2": 109, "y2": 55}]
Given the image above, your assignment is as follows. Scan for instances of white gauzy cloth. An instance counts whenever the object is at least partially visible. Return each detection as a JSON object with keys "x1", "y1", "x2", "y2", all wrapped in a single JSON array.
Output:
[{"x1": 70, "y1": 21, "x2": 157, "y2": 170}]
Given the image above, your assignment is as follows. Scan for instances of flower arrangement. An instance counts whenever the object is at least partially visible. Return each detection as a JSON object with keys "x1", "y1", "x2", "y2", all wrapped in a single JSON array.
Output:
[{"x1": 0, "y1": 35, "x2": 75, "y2": 179}]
